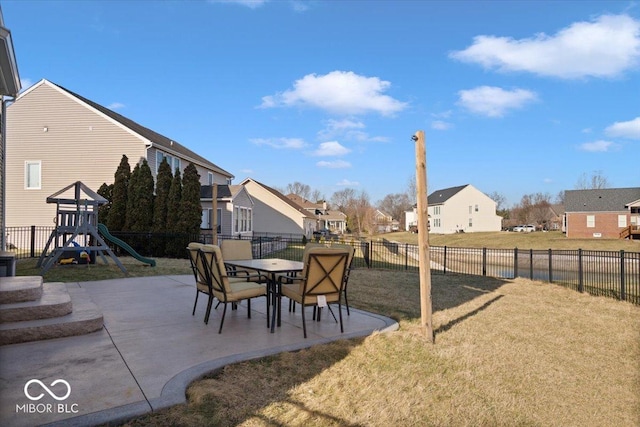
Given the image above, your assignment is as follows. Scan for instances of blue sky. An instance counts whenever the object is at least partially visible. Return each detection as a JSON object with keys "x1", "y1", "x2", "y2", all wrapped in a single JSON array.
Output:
[{"x1": 4, "y1": 0, "x2": 640, "y2": 207}]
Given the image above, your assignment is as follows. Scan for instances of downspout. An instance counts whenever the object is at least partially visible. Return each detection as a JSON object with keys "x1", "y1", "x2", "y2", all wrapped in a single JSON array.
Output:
[{"x1": 1, "y1": 96, "x2": 14, "y2": 251}]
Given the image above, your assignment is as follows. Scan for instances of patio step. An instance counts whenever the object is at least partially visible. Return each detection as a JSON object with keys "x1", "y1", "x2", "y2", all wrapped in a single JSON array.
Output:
[
  {"x1": 0, "y1": 275, "x2": 43, "y2": 304},
  {"x1": 0, "y1": 277, "x2": 103, "y2": 346},
  {"x1": 0, "y1": 282, "x2": 72, "y2": 323}
]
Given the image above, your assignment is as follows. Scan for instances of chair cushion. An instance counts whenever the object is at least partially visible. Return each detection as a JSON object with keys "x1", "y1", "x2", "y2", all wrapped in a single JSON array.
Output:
[
  {"x1": 213, "y1": 279, "x2": 266, "y2": 302},
  {"x1": 281, "y1": 283, "x2": 339, "y2": 305}
]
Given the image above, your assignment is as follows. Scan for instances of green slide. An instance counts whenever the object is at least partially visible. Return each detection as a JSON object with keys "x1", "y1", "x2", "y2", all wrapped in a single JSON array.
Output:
[{"x1": 97, "y1": 223, "x2": 156, "y2": 267}]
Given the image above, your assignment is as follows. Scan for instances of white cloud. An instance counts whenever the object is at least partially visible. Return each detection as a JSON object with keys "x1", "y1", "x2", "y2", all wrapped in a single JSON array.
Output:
[
  {"x1": 578, "y1": 140, "x2": 619, "y2": 152},
  {"x1": 317, "y1": 160, "x2": 351, "y2": 169},
  {"x1": 108, "y1": 102, "x2": 125, "y2": 110},
  {"x1": 313, "y1": 141, "x2": 351, "y2": 156},
  {"x1": 260, "y1": 70, "x2": 407, "y2": 116},
  {"x1": 317, "y1": 118, "x2": 389, "y2": 142},
  {"x1": 336, "y1": 179, "x2": 359, "y2": 186},
  {"x1": 457, "y1": 86, "x2": 537, "y2": 117},
  {"x1": 605, "y1": 117, "x2": 640, "y2": 139},
  {"x1": 209, "y1": 0, "x2": 268, "y2": 9},
  {"x1": 431, "y1": 120, "x2": 453, "y2": 130},
  {"x1": 249, "y1": 137, "x2": 306, "y2": 149},
  {"x1": 450, "y1": 14, "x2": 640, "y2": 79}
]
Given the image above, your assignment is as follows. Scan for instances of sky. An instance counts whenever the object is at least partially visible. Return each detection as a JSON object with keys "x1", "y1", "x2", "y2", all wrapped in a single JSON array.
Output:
[{"x1": 4, "y1": 0, "x2": 640, "y2": 208}]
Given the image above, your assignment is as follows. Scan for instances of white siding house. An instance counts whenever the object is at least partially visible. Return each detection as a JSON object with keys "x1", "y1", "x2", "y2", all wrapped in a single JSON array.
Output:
[
  {"x1": 6, "y1": 79, "x2": 233, "y2": 227},
  {"x1": 200, "y1": 184, "x2": 254, "y2": 240},
  {"x1": 241, "y1": 178, "x2": 317, "y2": 238},
  {"x1": 407, "y1": 184, "x2": 502, "y2": 234}
]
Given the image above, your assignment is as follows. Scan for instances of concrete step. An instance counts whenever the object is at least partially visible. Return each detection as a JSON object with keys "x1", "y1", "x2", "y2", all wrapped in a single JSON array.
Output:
[
  {"x1": 0, "y1": 284, "x2": 104, "y2": 346},
  {"x1": 0, "y1": 276, "x2": 43, "y2": 304},
  {"x1": 0, "y1": 282, "x2": 72, "y2": 323}
]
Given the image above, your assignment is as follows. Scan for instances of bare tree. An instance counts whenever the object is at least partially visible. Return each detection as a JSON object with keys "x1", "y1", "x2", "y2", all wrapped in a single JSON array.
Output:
[
  {"x1": 310, "y1": 189, "x2": 324, "y2": 204},
  {"x1": 330, "y1": 188, "x2": 372, "y2": 235},
  {"x1": 377, "y1": 193, "x2": 412, "y2": 226},
  {"x1": 406, "y1": 174, "x2": 417, "y2": 205},
  {"x1": 575, "y1": 170, "x2": 610, "y2": 190},
  {"x1": 330, "y1": 188, "x2": 356, "y2": 212},
  {"x1": 488, "y1": 191, "x2": 508, "y2": 218},
  {"x1": 512, "y1": 192, "x2": 553, "y2": 227},
  {"x1": 555, "y1": 190, "x2": 565, "y2": 205},
  {"x1": 286, "y1": 182, "x2": 311, "y2": 199}
]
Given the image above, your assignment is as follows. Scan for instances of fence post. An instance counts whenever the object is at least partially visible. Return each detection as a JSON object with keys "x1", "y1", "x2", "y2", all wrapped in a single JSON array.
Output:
[
  {"x1": 482, "y1": 247, "x2": 487, "y2": 276},
  {"x1": 258, "y1": 236, "x2": 263, "y2": 259},
  {"x1": 443, "y1": 246, "x2": 447, "y2": 274},
  {"x1": 578, "y1": 249, "x2": 584, "y2": 293},
  {"x1": 529, "y1": 249, "x2": 533, "y2": 280},
  {"x1": 405, "y1": 243, "x2": 409, "y2": 270},
  {"x1": 548, "y1": 248, "x2": 553, "y2": 283},
  {"x1": 30, "y1": 225, "x2": 36, "y2": 258},
  {"x1": 620, "y1": 250, "x2": 626, "y2": 301},
  {"x1": 514, "y1": 247, "x2": 518, "y2": 278}
]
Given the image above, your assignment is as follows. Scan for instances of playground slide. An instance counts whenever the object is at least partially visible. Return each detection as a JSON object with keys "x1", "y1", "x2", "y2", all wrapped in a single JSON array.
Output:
[{"x1": 97, "y1": 223, "x2": 156, "y2": 267}]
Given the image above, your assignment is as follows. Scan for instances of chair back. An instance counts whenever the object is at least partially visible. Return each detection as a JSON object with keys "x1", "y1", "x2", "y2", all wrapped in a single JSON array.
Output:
[
  {"x1": 220, "y1": 239, "x2": 253, "y2": 261},
  {"x1": 199, "y1": 245, "x2": 230, "y2": 296},
  {"x1": 186, "y1": 242, "x2": 207, "y2": 288},
  {"x1": 329, "y1": 243, "x2": 355, "y2": 269},
  {"x1": 301, "y1": 247, "x2": 349, "y2": 298}
]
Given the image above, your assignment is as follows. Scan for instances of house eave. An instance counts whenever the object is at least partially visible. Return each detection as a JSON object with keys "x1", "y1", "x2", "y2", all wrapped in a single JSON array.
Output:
[{"x1": 0, "y1": 20, "x2": 21, "y2": 97}]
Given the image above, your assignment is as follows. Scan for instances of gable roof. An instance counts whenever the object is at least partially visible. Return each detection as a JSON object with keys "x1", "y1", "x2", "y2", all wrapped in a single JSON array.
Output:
[
  {"x1": 21, "y1": 79, "x2": 233, "y2": 179},
  {"x1": 565, "y1": 187, "x2": 640, "y2": 212},
  {"x1": 427, "y1": 184, "x2": 469, "y2": 205},
  {"x1": 200, "y1": 184, "x2": 250, "y2": 202},
  {"x1": 240, "y1": 178, "x2": 316, "y2": 219}
]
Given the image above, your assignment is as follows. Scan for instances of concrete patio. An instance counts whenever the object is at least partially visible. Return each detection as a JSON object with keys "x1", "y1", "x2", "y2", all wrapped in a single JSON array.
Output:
[{"x1": 0, "y1": 274, "x2": 397, "y2": 427}]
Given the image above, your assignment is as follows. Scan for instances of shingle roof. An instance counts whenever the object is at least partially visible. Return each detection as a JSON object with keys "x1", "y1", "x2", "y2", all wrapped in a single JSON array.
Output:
[
  {"x1": 47, "y1": 80, "x2": 233, "y2": 179},
  {"x1": 427, "y1": 184, "x2": 469, "y2": 205},
  {"x1": 241, "y1": 178, "x2": 316, "y2": 219},
  {"x1": 565, "y1": 187, "x2": 640, "y2": 212}
]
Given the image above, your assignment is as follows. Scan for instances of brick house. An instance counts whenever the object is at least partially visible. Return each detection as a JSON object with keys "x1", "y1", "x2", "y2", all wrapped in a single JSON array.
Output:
[{"x1": 564, "y1": 187, "x2": 640, "y2": 239}]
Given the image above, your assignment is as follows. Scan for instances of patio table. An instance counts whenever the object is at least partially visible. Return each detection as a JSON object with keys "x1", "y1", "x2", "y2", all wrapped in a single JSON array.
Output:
[{"x1": 224, "y1": 258, "x2": 303, "y2": 333}]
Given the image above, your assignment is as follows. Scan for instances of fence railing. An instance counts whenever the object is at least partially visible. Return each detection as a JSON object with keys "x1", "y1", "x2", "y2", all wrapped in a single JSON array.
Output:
[{"x1": 5, "y1": 227, "x2": 639, "y2": 305}]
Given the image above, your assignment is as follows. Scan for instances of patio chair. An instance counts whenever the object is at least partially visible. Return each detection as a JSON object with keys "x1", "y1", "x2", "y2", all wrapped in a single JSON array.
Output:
[
  {"x1": 199, "y1": 244, "x2": 268, "y2": 333},
  {"x1": 220, "y1": 239, "x2": 263, "y2": 282},
  {"x1": 278, "y1": 247, "x2": 350, "y2": 338},
  {"x1": 186, "y1": 242, "x2": 212, "y2": 322},
  {"x1": 329, "y1": 243, "x2": 355, "y2": 315}
]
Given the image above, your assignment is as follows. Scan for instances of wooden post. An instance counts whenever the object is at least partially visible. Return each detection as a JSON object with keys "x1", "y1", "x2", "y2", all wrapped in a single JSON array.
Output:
[
  {"x1": 212, "y1": 184, "x2": 218, "y2": 245},
  {"x1": 413, "y1": 130, "x2": 434, "y2": 343}
]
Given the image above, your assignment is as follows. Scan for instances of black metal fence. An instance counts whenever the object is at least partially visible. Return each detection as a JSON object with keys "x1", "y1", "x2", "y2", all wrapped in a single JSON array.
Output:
[{"x1": 5, "y1": 226, "x2": 639, "y2": 305}]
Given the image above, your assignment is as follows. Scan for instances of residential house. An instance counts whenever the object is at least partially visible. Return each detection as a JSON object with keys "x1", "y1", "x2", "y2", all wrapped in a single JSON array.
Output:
[
  {"x1": 286, "y1": 194, "x2": 347, "y2": 234},
  {"x1": 241, "y1": 178, "x2": 317, "y2": 238},
  {"x1": 199, "y1": 184, "x2": 254, "y2": 242},
  {"x1": 406, "y1": 184, "x2": 502, "y2": 234},
  {"x1": 373, "y1": 209, "x2": 398, "y2": 233},
  {"x1": 5, "y1": 79, "x2": 233, "y2": 227},
  {"x1": 564, "y1": 187, "x2": 640, "y2": 239}
]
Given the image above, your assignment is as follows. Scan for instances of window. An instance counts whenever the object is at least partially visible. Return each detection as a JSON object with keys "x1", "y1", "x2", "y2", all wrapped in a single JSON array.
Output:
[
  {"x1": 469, "y1": 205, "x2": 472, "y2": 214},
  {"x1": 586, "y1": 215, "x2": 595, "y2": 228},
  {"x1": 468, "y1": 218, "x2": 473, "y2": 227},
  {"x1": 434, "y1": 218, "x2": 441, "y2": 228},
  {"x1": 234, "y1": 206, "x2": 252, "y2": 233},
  {"x1": 434, "y1": 206, "x2": 440, "y2": 215},
  {"x1": 618, "y1": 215, "x2": 627, "y2": 228},
  {"x1": 156, "y1": 151, "x2": 181, "y2": 174},
  {"x1": 475, "y1": 204, "x2": 479, "y2": 212},
  {"x1": 202, "y1": 208, "x2": 223, "y2": 232},
  {"x1": 208, "y1": 172, "x2": 214, "y2": 185},
  {"x1": 25, "y1": 161, "x2": 41, "y2": 189}
]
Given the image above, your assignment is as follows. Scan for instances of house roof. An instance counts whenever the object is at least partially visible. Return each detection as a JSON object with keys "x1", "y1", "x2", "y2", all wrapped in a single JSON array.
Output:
[
  {"x1": 241, "y1": 178, "x2": 316, "y2": 220},
  {"x1": 565, "y1": 187, "x2": 640, "y2": 212},
  {"x1": 23, "y1": 79, "x2": 233, "y2": 179},
  {"x1": 427, "y1": 184, "x2": 469, "y2": 205}
]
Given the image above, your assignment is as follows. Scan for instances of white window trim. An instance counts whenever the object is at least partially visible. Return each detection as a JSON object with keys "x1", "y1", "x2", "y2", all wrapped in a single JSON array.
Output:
[
  {"x1": 25, "y1": 160, "x2": 42, "y2": 190},
  {"x1": 586, "y1": 215, "x2": 595, "y2": 228}
]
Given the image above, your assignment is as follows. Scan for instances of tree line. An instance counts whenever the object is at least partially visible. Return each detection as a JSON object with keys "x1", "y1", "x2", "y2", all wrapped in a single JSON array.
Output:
[{"x1": 97, "y1": 155, "x2": 202, "y2": 257}]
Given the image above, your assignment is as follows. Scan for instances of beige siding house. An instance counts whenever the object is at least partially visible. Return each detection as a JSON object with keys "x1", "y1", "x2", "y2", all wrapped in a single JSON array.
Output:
[
  {"x1": 6, "y1": 79, "x2": 233, "y2": 227},
  {"x1": 406, "y1": 184, "x2": 502, "y2": 234},
  {"x1": 200, "y1": 184, "x2": 254, "y2": 241},
  {"x1": 285, "y1": 194, "x2": 347, "y2": 234},
  {"x1": 241, "y1": 178, "x2": 317, "y2": 238}
]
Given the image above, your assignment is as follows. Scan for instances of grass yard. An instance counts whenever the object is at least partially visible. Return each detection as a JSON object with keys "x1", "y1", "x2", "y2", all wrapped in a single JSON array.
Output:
[{"x1": 123, "y1": 269, "x2": 640, "y2": 427}]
